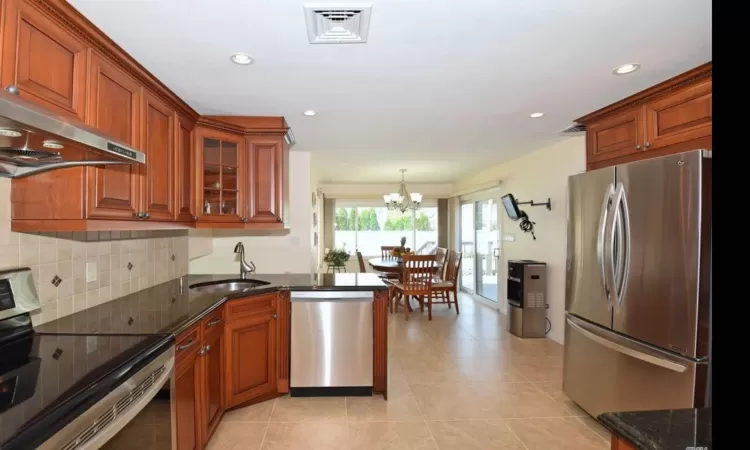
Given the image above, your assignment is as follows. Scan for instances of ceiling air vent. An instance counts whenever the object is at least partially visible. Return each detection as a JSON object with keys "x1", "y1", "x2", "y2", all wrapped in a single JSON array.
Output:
[
  {"x1": 303, "y1": 4, "x2": 373, "y2": 44},
  {"x1": 559, "y1": 123, "x2": 586, "y2": 134}
]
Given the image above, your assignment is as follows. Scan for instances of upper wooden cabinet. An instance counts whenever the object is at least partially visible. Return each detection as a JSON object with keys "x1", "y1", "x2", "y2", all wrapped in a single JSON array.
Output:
[
  {"x1": 1, "y1": 0, "x2": 87, "y2": 120},
  {"x1": 194, "y1": 117, "x2": 290, "y2": 230},
  {"x1": 141, "y1": 90, "x2": 176, "y2": 221},
  {"x1": 578, "y1": 62, "x2": 712, "y2": 170},
  {"x1": 85, "y1": 51, "x2": 142, "y2": 220},
  {"x1": 4, "y1": 0, "x2": 291, "y2": 232},
  {"x1": 247, "y1": 136, "x2": 284, "y2": 224},
  {"x1": 176, "y1": 114, "x2": 197, "y2": 222}
]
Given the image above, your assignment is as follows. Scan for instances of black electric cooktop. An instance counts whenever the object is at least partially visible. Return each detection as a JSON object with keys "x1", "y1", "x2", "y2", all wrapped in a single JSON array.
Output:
[{"x1": 0, "y1": 324, "x2": 172, "y2": 450}]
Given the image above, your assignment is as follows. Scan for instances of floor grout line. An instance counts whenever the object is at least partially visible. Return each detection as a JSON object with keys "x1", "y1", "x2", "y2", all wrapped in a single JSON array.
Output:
[{"x1": 256, "y1": 398, "x2": 276, "y2": 450}]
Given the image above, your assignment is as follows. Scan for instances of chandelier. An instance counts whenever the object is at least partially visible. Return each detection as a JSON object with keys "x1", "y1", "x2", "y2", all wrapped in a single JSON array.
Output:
[{"x1": 383, "y1": 169, "x2": 422, "y2": 212}]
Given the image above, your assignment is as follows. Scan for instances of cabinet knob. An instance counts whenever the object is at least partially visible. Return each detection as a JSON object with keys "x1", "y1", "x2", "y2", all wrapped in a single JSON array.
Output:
[
  {"x1": 199, "y1": 348, "x2": 206, "y2": 356},
  {"x1": 276, "y1": 217, "x2": 282, "y2": 222},
  {"x1": 644, "y1": 142, "x2": 652, "y2": 148},
  {"x1": 272, "y1": 314, "x2": 278, "y2": 320},
  {"x1": 241, "y1": 217, "x2": 247, "y2": 223},
  {"x1": 205, "y1": 344, "x2": 212, "y2": 352},
  {"x1": 135, "y1": 212, "x2": 144, "y2": 219},
  {"x1": 144, "y1": 212, "x2": 151, "y2": 219},
  {"x1": 5, "y1": 85, "x2": 19, "y2": 95},
  {"x1": 635, "y1": 144, "x2": 642, "y2": 150},
  {"x1": 192, "y1": 215, "x2": 198, "y2": 222}
]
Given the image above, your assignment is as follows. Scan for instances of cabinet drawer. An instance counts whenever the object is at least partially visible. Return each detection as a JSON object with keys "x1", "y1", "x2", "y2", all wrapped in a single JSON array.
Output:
[
  {"x1": 226, "y1": 293, "x2": 277, "y2": 320},
  {"x1": 175, "y1": 324, "x2": 201, "y2": 366},
  {"x1": 202, "y1": 307, "x2": 225, "y2": 336}
]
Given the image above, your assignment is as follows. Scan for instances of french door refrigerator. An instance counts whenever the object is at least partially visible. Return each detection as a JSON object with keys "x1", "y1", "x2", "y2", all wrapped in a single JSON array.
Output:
[{"x1": 563, "y1": 149, "x2": 711, "y2": 417}]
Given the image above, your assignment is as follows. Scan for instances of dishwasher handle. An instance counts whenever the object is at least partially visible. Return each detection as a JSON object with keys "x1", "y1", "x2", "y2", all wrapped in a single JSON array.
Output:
[{"x1": 290, "y1": 291, "x2": 376, "y2": 302}]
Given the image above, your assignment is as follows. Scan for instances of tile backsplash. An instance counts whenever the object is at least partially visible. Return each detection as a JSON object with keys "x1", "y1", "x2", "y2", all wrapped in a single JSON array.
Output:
[{"x1": 0, "y1": 178, "x2": 188, "y2": 326}]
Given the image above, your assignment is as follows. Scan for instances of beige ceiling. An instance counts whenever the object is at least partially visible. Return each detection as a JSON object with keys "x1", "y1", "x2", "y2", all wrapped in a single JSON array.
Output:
[{"x1": 71, "y1": 0, "x2": 712, "y2": 183}]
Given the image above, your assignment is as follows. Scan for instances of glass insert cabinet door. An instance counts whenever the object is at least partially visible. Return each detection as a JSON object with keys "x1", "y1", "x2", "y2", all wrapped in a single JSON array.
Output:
[{"x1": 199, "y1": 132, "x2": 244, "y2": 221}]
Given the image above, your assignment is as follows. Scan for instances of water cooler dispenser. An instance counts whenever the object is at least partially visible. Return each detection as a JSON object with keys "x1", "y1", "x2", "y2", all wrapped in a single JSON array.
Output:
[{"x1": 507, "y1": 260, "x2": 547, "y2": 338}]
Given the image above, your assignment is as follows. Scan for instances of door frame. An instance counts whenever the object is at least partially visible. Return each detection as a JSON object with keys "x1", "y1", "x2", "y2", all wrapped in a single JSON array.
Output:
[{"x1": 458, "y1": 188, "x2": 502, "y2": 304}]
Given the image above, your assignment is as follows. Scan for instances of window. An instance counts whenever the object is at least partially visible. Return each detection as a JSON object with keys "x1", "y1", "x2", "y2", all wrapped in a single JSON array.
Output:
[{"x1": 332, "y1": 201, "x2": 438, "y2": 256}]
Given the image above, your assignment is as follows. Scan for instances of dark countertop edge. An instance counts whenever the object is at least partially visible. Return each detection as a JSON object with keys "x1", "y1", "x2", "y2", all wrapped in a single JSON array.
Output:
[
  {"x1": 170, "y1": 284, "x2": 387, "y2": 337},
  {"x1": 2, "y1": 334, "x2": 175, "y2": 450},
  {"x1": 598, "y1": 413, "x2": 651, "y2": 449}
]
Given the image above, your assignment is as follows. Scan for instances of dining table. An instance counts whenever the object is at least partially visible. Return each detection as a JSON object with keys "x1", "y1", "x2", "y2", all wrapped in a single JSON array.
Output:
[{"x1": 368, "y1": 257, "x2": 439, "y2": 312}]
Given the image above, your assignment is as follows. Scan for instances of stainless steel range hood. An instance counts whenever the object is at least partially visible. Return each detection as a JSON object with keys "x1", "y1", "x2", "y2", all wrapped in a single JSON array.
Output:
[{"x1": 0, "y1": 86, "x2": 145, "y2": 178}]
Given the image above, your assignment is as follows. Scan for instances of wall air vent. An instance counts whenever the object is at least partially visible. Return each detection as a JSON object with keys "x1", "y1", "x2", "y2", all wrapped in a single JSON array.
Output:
[
  {"x1": 303, "y1": 4, "x2": 373, "y2": 44},
  {"x1": 559, "y1": 123, "x2": 586, "y2": 134}
]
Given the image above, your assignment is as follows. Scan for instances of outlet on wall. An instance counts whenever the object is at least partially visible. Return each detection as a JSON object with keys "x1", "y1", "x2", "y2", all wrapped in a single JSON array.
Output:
[
  {"x1": 86, "y1": 261, "x2": 98, "y2": 282},
  {"x1": 502, "y1": 234, "x2": 516, "y2": 242}
]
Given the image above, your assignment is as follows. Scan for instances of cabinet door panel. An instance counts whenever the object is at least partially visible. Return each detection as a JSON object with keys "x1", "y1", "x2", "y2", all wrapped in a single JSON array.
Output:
[
  {"x1": 142, "y1": 90, "x2": 176, "y2": 220},
  {"x1": 203, "y1": 327, "x2": 224, "y2": 442},
  {"x1": 247, "y1": 137, "x2": 283, "y2": 223},
  {"x1": 225, "y1": 314, "x2": 277, "y2": 408},
  {"x1": 86, "y1": 52, "x2": 141, "y2": 219},
  {"x1": 586, "y1": 108, "x2": 643, "y2": 164},
  {"x1": 644, "y1": 78, "x2": 712, "y2": 150},
  {"x1": 195, "y1": 127, "x2": 244, "y2": 223},
  {"x1": 175, "y1": 350, "x2": 201, "y2": 450},
  {"x1": 1, "y1": 0, "x2": 87, "y2": 119},
  {"x1": 177, "y1": 114, "x2": 196, "y2": 222}
]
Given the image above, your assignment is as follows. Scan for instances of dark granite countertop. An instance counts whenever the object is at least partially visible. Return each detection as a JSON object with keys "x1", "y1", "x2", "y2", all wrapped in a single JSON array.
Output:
[
  {"x1": 599, "y1": 408, "x2": 711, "y2": 450},
  {"x1": 34, "y1": 273, "x2": 387, "y2": 336}
]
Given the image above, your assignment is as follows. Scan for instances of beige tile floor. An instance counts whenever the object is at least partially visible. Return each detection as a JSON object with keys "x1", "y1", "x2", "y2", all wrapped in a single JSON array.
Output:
[{"x1": 208, "y1": 293, "x2": 610, "y2": 450}]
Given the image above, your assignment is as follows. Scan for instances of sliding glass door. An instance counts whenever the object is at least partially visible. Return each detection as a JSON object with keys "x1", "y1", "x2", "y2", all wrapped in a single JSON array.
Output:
[{"x1": 460, "y1": 193, "x2": 500, "y2": 302}]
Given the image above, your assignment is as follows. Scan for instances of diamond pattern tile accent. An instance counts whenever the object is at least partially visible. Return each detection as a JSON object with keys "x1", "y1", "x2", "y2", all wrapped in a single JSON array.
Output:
[
  {"x1": 127, "y1": 262, "x2": 133, "y2": 271},
  {"x1": 51, "y1": 275, "x2": 62, "y2": 287}
]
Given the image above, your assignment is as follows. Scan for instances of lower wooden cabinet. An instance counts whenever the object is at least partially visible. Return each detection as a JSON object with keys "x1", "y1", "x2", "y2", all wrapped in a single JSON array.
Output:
[
  {"x1": 175, "y1": 332, "x2": 202, "y2": 450},
  {"x1": 224, "y1": 311, "x2": 277, "y2": 408},
  {"x1": 201, "y1": 316, "x2": 225, "y2": 441}
]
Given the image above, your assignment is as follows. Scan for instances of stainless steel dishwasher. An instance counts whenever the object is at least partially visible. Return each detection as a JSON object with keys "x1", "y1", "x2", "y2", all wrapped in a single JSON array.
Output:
[{"x1": 290, "y1": 291, "x2": 373, "y2": 396}]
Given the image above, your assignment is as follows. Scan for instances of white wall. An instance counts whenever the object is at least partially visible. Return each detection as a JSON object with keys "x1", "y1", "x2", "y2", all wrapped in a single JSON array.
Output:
[
  {"x1": 453, "y1": 136, "x2": 586, "y2": 344},
  {"x1": 189, "y1": 151, "x2": 314, "y2": 274}
]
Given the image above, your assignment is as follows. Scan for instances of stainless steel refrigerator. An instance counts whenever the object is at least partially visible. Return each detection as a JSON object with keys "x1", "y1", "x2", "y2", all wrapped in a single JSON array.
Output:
[{"x1": 563, "y1": 149, "x2": 711, "y2": 417}]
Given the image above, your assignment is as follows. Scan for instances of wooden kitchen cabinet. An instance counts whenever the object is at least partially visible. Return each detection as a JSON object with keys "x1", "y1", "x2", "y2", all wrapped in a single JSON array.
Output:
[
  {"x1": 141, "y1": 89, "x2": 176, "y2": 221},
  {"x1": 176, "y1": 114, "x2": 197, "y2": 222},
  {"x1": 85, "y1": 50, "x2": 142, "y2": 220},
  {"x1": 195, "y1": 126, "x2": 245, "y2": 224},
  {"x1": 224, "y1": 307, "x2": 277, "y2": 408},
  {"x1": 247, "y1": 136, "x2": 284, "y2": 224},
  {"x1": 1, "y1": 0, "x2": 88, "y2": 120},
  {"x1": 578, "y1": 62, "x2": 712, "y2": 170},
  {"x1": 201, "y1": 310, "x2": 225, "y2": 443},
  {"x1": 175, "y1": 326, "x2": 202, "y2": 450}
]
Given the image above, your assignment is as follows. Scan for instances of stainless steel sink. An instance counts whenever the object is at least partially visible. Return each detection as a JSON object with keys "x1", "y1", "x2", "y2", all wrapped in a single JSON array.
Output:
[{"x1": 189, "y1": 279, "x2": 270, "y2": 294}]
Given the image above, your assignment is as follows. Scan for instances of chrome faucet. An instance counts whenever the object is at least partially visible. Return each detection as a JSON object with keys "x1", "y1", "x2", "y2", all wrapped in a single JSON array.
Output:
[{"x1": 233, "y1": 242, "x2": 256, "y2": 279}]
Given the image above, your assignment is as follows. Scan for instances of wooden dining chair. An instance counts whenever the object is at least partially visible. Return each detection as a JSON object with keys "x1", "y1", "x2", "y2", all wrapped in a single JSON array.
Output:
[
  {"x1": 431, "y1": 250, "x2": 462, "y2": 314},
  {"x1": 434, "y1": 247, "x2": 448, "y2": 280},
  {"x1": 381, "y1": 246, "x2": 399, "y2": 259},
  {"x1": 392, "y1": 254, "x2": 437, "y2": 321},
  {"x1": 356, "y1": 250, "x2": 366, "y2": 273}
]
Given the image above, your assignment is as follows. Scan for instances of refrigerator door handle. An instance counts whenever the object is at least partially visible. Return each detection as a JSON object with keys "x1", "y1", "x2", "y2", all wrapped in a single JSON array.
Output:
[
  {"x1": 597, "y1": 183, "x2": 615, "y2": 305},
  {"x1": 567, "y1": 316, "x2": 687, "y2": 373},
  {"x1": 607, "y1": 184, "x2": 625, "y2": 311},
  {"x1": 616, "y1": 183, "x2": 631, "y2": 307}
]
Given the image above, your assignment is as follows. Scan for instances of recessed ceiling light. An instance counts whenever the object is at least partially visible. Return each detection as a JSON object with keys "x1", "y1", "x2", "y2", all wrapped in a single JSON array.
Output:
[
  {"x1": 613, "y1": 63, "x2": 640, "y2": 75},
  {"x1": 0, "y1": 127, "x2": 22, "y2": 137},
  {"x1": 303, "y1": 110, "x2": 317, "y2": 117},
  {"x1": 529, "y1": 112, "x2": 544, "y2": 118},
  {"x1": 230, "y1": 53, "x2": 254, "y2": 65}
]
